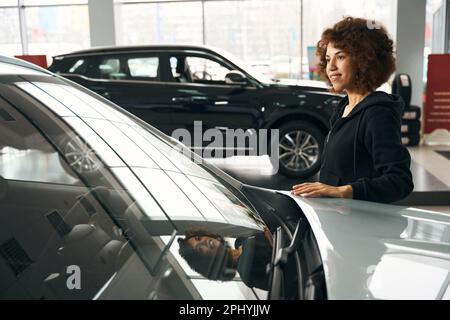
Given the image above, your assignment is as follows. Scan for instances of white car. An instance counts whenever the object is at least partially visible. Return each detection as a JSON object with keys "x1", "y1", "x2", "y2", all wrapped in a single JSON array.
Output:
[{"x1": 0, "y1": 56, "x2": 449, "y2": 300}]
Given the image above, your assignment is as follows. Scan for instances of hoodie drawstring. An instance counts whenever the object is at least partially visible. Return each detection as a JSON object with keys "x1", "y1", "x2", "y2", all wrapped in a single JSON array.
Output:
[{"x1": 353, "y1": 109, "x2": 366, "y2": 178}]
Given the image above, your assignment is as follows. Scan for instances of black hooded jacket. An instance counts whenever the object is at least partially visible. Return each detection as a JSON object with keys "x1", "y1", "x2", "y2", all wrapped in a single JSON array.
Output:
[{"x1": 319, "y1": 91, "x2": 414, "y2": 203}]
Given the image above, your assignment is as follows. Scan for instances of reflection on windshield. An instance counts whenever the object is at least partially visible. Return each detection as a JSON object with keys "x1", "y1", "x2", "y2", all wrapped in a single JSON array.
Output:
[
  {"x1": 18, "y1": 80, "x2": 263, "y2": 229},
  {"x1": 177, "y1": 227, "x2": 273, "y2": 292},
  {"x1": 0, "y1": 147, "x2": 78, "y2": 185},
  {"x1": 10, "y1": 77, "x2": 271, "y2": 300}
]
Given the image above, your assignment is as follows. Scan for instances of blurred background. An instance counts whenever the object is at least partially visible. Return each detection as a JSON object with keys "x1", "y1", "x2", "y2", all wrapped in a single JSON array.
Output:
[{"x1": 0, "y1": 0, "x2": 443, "y2": 82}]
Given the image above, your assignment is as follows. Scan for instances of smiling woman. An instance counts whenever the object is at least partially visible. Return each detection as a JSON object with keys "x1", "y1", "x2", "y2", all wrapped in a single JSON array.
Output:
[
  {"x1": 291, "y1": 17, "x2": 414, "y2": 203},
  {"x1": 316, "y1": 17, "x2": 396, "y2": 95}
]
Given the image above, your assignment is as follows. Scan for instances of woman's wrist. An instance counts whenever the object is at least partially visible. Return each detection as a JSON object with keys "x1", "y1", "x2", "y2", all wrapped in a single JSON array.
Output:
[{"x1": 338, "y1": 185, "x2": 353, "y2": 199}]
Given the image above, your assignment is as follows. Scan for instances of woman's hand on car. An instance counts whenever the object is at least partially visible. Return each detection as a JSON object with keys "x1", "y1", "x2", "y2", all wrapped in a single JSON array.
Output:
[{"x1": 291, "y1": 182, "x2": 353, "y2": 199}]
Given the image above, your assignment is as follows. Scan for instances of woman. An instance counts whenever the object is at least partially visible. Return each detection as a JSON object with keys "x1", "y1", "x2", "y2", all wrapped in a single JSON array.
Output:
[
  {"x1": 178, "y1": 228, "x2": 272, "y2": 290},
  {"x1": 292, "y1": 17, "x2": 413, "y2": 203}
]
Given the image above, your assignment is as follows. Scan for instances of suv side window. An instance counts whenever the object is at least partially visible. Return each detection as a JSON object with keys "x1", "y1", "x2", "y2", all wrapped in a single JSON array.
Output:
[
  {"x1": 169, "y1": 55, "x2": 232, "y2": 85},
  {"x1": 98, "y1": 57, "x2": 123, "y2": 80},
  {"x1": 127, "y1": 57, "x2": 159, "y2": 79},
  {"x1": 96, "y1": 55, "x2": 160, "y2": 81},
  {"x1": 49, "y1": 57, "x2": 91, "y2": 76},
  {"x1": 67, "y1": 58, "x2": 88, "y2": 74}
]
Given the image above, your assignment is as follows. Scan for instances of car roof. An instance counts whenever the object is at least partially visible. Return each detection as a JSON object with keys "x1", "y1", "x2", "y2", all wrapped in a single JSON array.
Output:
[
  {"x1": 53, "y1": 44, "x2": 220, "y2": 58},
  {"x1": 0, "y1": 55, "x2": 52, "y2": 76}
]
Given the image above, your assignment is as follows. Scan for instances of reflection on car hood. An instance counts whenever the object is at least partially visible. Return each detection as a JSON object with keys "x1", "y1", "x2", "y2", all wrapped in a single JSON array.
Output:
[{"x1": 279, "y1": 191, "x2": 450, "y2": 300}]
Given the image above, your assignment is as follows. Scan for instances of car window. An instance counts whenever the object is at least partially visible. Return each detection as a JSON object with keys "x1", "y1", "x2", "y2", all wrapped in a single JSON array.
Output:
[
  {"x1": 98, "y1": 57, "x2": 123, "y2": 80},
  {"x1": 169, "y1": 55, "x2": 232, "y2": 85},
  {"x1": 128, "y1": 57, "x2": 159, "y2": 79},
  {"x1": 1, "y1": 77, "x2": 271, "y2": 299},
  {"x1": 0, "y1": 90, "x2": 184, "y2": 300},
  {"x1": 67, "y1": 58, "x2": 87, "y2": 74},
  {"x1": 96, "y1": 55, "x2": 160, "y2": 81},
  {"x1": 187, "y1": 57, "x2": 231, "y2": 82},
  {"x1": 49, "y1": 57, "x2": 93, "y2": 77}
]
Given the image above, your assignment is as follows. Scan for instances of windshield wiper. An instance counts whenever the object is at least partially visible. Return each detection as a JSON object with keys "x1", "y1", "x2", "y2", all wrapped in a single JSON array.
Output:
[{"x1": 268, "y1": 221, "x2": 304, "y2": 300}]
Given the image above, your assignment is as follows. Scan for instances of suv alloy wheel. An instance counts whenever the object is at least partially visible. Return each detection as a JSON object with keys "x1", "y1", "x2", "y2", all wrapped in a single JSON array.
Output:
[{"x1": 276, "y1": 121, "x2": 325, "y2": 178}]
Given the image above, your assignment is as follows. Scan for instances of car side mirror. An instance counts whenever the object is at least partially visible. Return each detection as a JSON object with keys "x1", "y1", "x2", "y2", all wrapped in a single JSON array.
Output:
[{"x1": 225, "y1": 71, "x2": 248, "y2": 86}]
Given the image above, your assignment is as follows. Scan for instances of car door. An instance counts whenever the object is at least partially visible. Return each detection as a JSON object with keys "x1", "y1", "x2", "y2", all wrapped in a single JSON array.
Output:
[
  {"x1": 165, "y1": 52, "x2": 263, "y2": 154},
  {"x1": 92, "y1": 52, "x2": 180, "y2": 135},
  {"x1": 57, "y1": 52, "x2": 176, "y2": 135}
]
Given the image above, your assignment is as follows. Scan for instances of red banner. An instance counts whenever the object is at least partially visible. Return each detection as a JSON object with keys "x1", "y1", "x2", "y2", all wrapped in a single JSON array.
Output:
[
  {"x1": 14, "y1": 55, "x2": 48, "y2": 69},
  {"x1": 424, "y1": 54, "x2": 450, "y2": 134}
]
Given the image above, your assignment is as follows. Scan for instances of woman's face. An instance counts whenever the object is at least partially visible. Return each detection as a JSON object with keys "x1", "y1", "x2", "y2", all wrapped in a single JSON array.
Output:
[
  {"x1": 326, "y1": 42, "x2": 354, "y2": 93},
  {"x1": 187, "y1": 235, "x2": 222, "y2": 257}
]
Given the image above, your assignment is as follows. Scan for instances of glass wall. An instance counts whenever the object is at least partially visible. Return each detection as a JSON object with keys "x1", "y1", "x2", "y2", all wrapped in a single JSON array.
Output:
[
  {"x1": 25, "y1": 5, "x2": 90, "y2": 56},
  {"x1": 425, "y1": 0, "x2": 445, "y2": 82},
  {"x1": 115, "y1": 1, "x2": 203, "y2": 45},
  {"x1": 302, "y1": 0, "x2": 397, "y2": 80},
  {"x1": 203, "y1": 0, "x2": 301, "y2": 79},
  {"x1": 0, "y1": 6, "x2": 22, "y2": 56},
  {"x1": 0, "y1": 0, "x2": 90, "y2": 59},
  {"x1": 302, "y1": 0, "x2": 397, "y2": 48},
  {"x1": 115, "y1": 0, "x2": 398, "y2": 80},
  {"x1": 427, "y1": 0, "x2": 445, "y2": 53},
  {"x1": 2, "y1": 0, "x2": 399, "y2": 79}
]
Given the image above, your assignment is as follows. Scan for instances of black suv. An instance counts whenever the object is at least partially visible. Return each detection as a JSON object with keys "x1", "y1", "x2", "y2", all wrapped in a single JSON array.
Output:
[{"x1": 49, "y1": 45, "x2": 340, "y2": 178}]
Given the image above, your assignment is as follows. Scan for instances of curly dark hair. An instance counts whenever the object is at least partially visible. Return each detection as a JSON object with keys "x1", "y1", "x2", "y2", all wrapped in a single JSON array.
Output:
[
  {"x1": 316, "y1": 17, "x2": 396, "y2": 93},
  {"x1": 178, "y1": 229, "x2": 236, "y2": 281}
]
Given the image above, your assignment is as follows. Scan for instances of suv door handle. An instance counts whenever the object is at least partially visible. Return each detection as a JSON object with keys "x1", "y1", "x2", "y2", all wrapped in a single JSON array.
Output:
[
  {"x1": 100, "y1": 91, "x2": 110, "y2": 98},
  {"x1": 91, "y1": 87, "x2": 110, "y2": 98},
  {"x1": 172, "y1": 96, "x2": 192, "y2": 103}
]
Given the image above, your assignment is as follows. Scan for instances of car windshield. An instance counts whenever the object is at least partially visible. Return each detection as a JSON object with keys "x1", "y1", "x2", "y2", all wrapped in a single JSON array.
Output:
[
  {"x1": 0, "y1": 73, "x2": 272, "y2": 300},
  {"x1": 211, "y1": 47, "x2": 274, "y2": 84}
]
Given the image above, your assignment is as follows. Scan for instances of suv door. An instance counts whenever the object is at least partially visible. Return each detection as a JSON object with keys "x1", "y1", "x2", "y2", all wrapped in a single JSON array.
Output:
[
  {"x1": 164, "y1": 52, "x2": 263, "y2": 156},
  {"x1": 55, "y1": 52, "x2": 176, "y2": 134}
]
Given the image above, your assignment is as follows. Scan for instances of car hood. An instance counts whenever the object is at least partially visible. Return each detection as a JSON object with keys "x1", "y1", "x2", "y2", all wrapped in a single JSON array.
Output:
[{"x1": 279, "y1": 191, "x2": 450, "y2": 300}]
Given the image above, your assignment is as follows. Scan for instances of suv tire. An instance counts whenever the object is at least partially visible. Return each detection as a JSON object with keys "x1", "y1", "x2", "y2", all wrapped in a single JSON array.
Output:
[{"x1": 274, "y1": 121, "x2": 325, "y2": 178}]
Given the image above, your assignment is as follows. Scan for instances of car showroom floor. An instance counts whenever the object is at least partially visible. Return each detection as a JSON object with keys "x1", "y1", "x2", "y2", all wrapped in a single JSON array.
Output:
[{"x1": 209, "y1": 144, "x2": 450, "y2": 215}]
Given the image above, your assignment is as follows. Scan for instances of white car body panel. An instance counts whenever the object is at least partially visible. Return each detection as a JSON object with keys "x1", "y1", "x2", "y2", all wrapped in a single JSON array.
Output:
[{"x1": 279, "y1": 191, "x2": 450, "y2": 300}]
